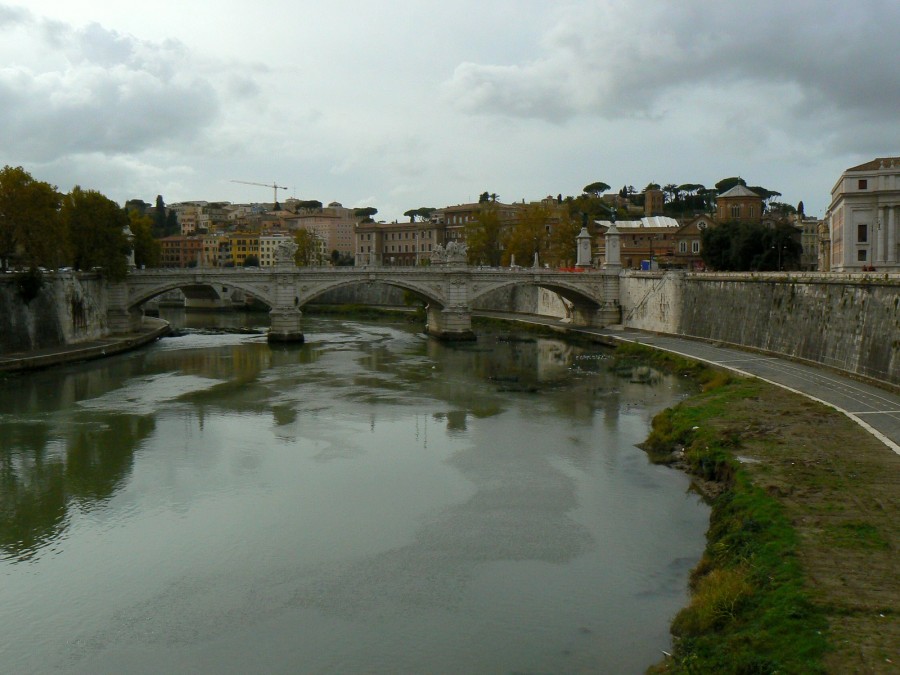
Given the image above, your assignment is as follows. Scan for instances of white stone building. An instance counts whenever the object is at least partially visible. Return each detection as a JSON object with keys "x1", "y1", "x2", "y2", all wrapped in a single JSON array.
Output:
[{"x1": 825, "y1": 157, "x2": 900, "y2": 271}]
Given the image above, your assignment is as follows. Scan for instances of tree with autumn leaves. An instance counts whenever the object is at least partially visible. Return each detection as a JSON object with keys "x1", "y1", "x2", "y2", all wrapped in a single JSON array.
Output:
[{"x1": 0, "y1": 166, "x2": 140, "y2": 280}]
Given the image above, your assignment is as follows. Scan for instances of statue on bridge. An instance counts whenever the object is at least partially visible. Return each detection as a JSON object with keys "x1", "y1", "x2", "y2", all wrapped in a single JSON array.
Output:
[
  {"x1": 274, "y1": 240, "x2": 298, "y2": 267},
  {"x1": 431, "y1": 242, "x2": 467, "y2": 265}
]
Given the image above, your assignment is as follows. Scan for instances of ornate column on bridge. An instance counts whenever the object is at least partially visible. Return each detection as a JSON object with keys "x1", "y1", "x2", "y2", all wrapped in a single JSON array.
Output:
[
  {"x1": 425, "y1": 243, "x2": 476, "y2": 340},
  {"x1": 575, "y1": 222, "x2": 593, "y2": 268},
  {"x1": 601, "y1": 221, "x2": 622, "y2": 271},
  {"x1": 267, "y1": 242, "x2": 304, "y2": 343}
]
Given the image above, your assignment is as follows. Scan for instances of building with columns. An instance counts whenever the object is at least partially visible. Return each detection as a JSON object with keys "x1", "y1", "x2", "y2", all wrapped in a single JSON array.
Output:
[{"x1": 825, "y1": 157, "x2": 900, "y2": 271}]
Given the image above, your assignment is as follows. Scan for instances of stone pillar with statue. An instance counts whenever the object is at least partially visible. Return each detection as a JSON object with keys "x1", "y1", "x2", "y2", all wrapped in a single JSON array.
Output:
[
  {"x1": 602, "y1": 217, "x2": 622, "y2": 271},
  {"x1": 575, "y1": 212, "x2": 593, "y2": 268},
  {"x1": 267, "y1": 240, "x2": 304, "y2": 343}
]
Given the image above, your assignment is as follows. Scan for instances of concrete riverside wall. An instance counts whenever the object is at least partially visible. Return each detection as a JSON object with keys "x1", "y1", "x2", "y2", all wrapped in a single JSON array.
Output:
[
  {"x1": 621, "y1": 271, "x2": 900, "y2": 386},
  {"x1": 0, "y1": 273, "x2": 108, "y2": 354}
]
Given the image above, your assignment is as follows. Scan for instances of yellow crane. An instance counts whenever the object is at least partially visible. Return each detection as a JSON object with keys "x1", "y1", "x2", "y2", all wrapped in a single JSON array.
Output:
[{"x1": 230, "y1": 180, "x2": 288, "y2": 206}]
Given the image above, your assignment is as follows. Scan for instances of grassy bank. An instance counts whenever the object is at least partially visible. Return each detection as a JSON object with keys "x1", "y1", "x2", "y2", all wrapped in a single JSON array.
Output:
[{"x1": 621, "y1": 344, "x2": 899, "y2": 674}]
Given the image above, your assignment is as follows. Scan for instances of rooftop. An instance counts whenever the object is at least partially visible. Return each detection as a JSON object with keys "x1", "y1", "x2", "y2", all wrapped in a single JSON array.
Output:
[
  {"x1": 846, "y1": 157, "x2": 900, "y2": 171},
  {"x1": 717, "y1": 184, "x2": 761, "y2": 199}
]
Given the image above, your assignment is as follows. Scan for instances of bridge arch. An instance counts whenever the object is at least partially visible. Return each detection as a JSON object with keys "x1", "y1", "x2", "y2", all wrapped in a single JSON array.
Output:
[
  {"x1": 468, "y1": 277, "x2": 604, "y2": 309},
  {"x1": 295, "y1": 277, "x2": 446, "y2": 309},
  {"x1": 126, "y1": 278, "x2": 277, "y2": 312}
]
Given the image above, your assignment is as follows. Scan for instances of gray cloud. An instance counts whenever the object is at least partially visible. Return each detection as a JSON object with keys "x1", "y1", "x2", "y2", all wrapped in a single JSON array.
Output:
[
  {"x1": 0, "y1": 8, "x2": 225, "y2": 162},
  {"x1": 443, "y1": 0, "x2": 900, "y2": 133}
]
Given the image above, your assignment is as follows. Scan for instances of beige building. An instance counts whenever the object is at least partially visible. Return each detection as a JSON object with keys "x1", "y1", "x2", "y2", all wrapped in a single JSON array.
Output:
[
  {"x1": 259, "y1": 233, "x2": 293, "y2": 267},
  {"x1": 794, "y1": 215, "x2": 823, "y2": 271},
  {"x1": 282, "y1": 202, "x2": 358, "y2": 256},
  {"x1": 673, "y1": 215, "x2": 714, "y2": 270},
  {"x1": 355, "y1": 220, "x2": 447, "y2": 266},
  {"x1": 825, "y1": 157, "x2": 900, "y2": 271},
  {"x1": 595, "y1": 216, "x2": 681, "y2": 269}
]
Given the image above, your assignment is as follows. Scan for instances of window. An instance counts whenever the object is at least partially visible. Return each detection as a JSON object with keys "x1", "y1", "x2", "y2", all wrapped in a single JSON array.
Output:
[
  {"x1": 731, "y1": 205, "x2": 741, "y2": 218},
  {"x1": 857, "y1": 224, "x2": 868, "y2": 242},
  {"x1": 692, "y1": 241, "x2": 700, "y2": 254},
  {"x1": 858, "y1": 179, "x2": 868, "y2": 190},
  {"x1": 858, "y1": 249, "x2": 867, "y2": 261},
  {"x1": 679, "y1": 241, "x2": 687, "y2": 253}
]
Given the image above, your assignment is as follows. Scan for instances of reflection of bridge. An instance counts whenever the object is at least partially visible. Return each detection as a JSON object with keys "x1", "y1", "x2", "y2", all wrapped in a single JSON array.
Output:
[{"x1": 108, "y1": 265, "x2": 622, "y2": 342}]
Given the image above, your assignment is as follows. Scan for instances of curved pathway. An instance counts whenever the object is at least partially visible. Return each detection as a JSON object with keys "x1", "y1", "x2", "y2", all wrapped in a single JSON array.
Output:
[{"x1": 479, "y1": 312, "x2": 900, "y2": 455}]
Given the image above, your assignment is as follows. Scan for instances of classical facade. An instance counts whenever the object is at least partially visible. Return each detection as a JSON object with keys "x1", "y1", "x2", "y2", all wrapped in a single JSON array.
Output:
[
  {"x1": 825, "y1": 157, "x2": 900, "y2": 271},
  {"x1": 355, "y1": 220, "x2": 446, "y2": 266}
]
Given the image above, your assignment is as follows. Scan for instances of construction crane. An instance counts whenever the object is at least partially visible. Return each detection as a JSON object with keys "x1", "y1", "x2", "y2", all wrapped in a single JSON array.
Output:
[{"x1": 230, "y1": 180, "x2": 288, "y2": 206}]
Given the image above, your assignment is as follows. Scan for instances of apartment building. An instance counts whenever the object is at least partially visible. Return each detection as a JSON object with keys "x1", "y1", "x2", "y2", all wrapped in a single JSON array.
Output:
[
  {"x1": 159, "y1": 235, "x2": 202, "y2": 267},
  {"x1": 259, "y1": 233, "x2": 293, "y2": 267},
  {"x1": 281, "y1": 202, "x2": 358, "y2": 256},
  {"x1": 227, "y1": 232, "x2": 260, "y2": 267},
  {"x1": 355, "y1": 221, "x2": 446, "y2": 266}
]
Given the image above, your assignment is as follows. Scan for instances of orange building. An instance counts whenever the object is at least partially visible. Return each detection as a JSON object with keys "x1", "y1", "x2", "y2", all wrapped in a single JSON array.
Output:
[{"x1": 715, "y1": 185, "x2": 763, "y2": 223}]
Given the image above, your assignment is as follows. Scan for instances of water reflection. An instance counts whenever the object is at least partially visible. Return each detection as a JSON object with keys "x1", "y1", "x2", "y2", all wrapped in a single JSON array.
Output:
[
  {"x1": 0, "y1": 312, "x2": 706, "y2": 673},
  {"x1": 0, "y1": 316, "x2": 686, "y2": 566},
  {"x1": 0, "y1": 411, "x2": 155, "y2": 561}
]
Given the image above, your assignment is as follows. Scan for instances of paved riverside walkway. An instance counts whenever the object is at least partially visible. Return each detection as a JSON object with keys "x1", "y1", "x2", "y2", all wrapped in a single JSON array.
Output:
[
  {"x1": 0, "y1": 318, "x2": 170, "y2": 373},
  {"x1": 477, "y1": 312, "x2": 900, "y2": 455}
]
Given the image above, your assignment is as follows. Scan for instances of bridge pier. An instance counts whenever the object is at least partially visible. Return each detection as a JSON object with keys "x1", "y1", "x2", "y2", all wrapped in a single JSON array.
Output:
[
  {"x1": 570, "y1": 302, "x2": 621, "y2": 328},
  {"x1": 425, "y1": 305, "x2": 476, "y2": 341},
  {"x1": 267, "y1": 273, "x2": 304, "y2": 343},
  {"x1": 268, "y1": 307, "x2": 304, "y2": 343},
  {"x1": 107, "y1": 282, "x2": 145, "y2": 334}
]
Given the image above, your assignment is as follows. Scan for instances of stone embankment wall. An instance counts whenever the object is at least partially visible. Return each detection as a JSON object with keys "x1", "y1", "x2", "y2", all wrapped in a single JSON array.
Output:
[
  {"x1": 0, "y1": 274, "x2": 108, "y2": 354},
  {"x1": 620, "y1": 271, "x2": 900, "y2": 386},
  {"x1": 314, "y1": 282, "x2": 569, "y2": 318},
  {"x1": 471, "y1": 285, "x2": 569, "y2": 318}
]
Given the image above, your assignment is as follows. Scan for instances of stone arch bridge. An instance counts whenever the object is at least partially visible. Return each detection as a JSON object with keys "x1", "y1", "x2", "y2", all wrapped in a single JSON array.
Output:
[{"x1": 109, "y1": 265, "x2": 621, "y2": 342}]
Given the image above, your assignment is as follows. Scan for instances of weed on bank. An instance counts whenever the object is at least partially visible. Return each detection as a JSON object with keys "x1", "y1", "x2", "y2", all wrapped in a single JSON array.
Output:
[{"x1": 621, "y1": 344, "x2": 830, "y2": 674}]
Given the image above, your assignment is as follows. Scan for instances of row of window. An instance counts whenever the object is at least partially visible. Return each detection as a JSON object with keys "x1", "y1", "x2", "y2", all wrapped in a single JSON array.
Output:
[
  {"x1": 358, "y1": 244, "x2": 436, "y2": 253},
  {"x1": 730, "y1": 205, "x2": 755, "y2": 218},
  {"x1": 359, "y1": 231, "x2": 436, "y2": 241}
]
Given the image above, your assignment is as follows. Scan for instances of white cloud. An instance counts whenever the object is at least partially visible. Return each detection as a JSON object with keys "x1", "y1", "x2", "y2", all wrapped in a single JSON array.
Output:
[
  {"x1": 0, "y1": 9, "x2": 225, "y2": 161},
  {"x1": 2, "y1": 0, "x2": 897, "y2": 219},
  {"x1": 443, "y1": 0, "x2": 900, "y2": 139}
]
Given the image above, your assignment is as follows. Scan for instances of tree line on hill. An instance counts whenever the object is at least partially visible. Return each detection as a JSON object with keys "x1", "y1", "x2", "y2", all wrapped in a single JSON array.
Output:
[{"x1": 433, "y1": 178, "x2": 805, "y2": 271}]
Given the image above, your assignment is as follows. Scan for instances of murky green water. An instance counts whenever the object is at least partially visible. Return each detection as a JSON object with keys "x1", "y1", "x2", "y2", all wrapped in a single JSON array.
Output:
[{"x1": 0, "y1": 311, "x2": 709, "y2": 673}]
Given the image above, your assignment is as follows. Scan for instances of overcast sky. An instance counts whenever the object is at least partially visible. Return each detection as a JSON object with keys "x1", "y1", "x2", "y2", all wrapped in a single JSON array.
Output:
[{"x1": 3, "y1": 1, "x2": 898, "y2": 221}]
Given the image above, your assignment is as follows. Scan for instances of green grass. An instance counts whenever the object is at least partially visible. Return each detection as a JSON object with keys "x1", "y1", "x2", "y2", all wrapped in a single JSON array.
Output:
[{"x1": 641, "y1": 370, "x2": 829, "y2": 674}]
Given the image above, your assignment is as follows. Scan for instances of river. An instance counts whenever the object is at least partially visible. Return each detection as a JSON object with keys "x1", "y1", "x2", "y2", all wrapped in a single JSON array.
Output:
[{"x1": 0, "y1": 310, "x2": 709, "y2": 674}]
